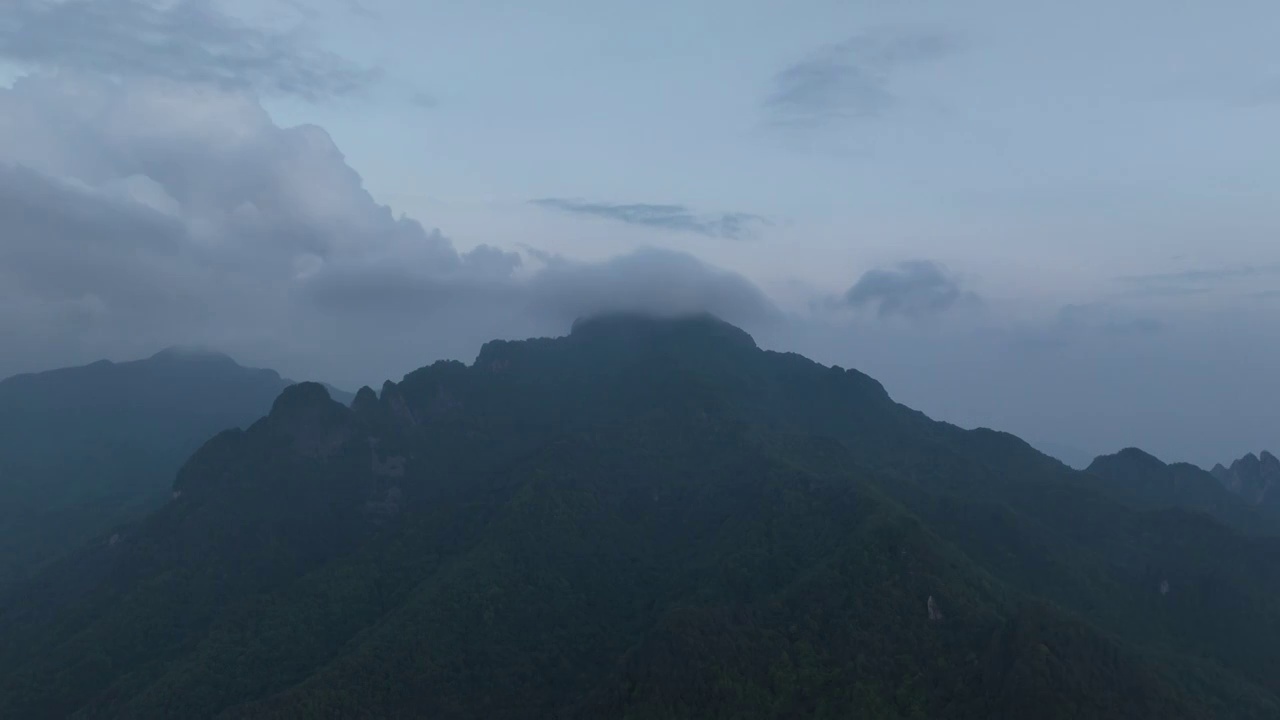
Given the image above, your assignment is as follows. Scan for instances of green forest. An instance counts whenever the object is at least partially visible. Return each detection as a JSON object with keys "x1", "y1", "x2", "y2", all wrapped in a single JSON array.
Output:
[{"x1": 1, "y1": 315, "x2": 1277, "y2": 718}]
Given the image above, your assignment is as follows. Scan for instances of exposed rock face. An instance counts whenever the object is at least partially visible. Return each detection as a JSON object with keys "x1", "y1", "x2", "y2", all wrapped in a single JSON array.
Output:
[
  {"x1": 351, "y1": 386, "x2": 379, "y2": 416},
  {"x1": 268, "y1": 382, "x2": 356, "y2": 459},
  {"x1": 381, "y1": 381, "x2": 419, "y2": 427},
  {"x1": 1212, "y1": 451, "x2": 1280, "y2": 507},
  {"x1": 927, "y1": 595, "x2": 943, "y2": 621}
]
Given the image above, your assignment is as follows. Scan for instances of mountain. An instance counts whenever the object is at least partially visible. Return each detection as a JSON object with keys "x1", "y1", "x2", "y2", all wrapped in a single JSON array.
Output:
[
  {"x1": 1212, "y1": 452, "x2": 1280, "y2": 510},
  {"x1": 0, "y1": 347, "x2": 346, "y2": 591},
  {"x1": 1084, "y1": 448, "x2": 1280, "y2": 535},
  {"x1": 1030, "y1": 440, "x2": 1096, "y2": 470},
  {"x1": 2, "y1": 315, "x2": 1278, "y2": 718}
]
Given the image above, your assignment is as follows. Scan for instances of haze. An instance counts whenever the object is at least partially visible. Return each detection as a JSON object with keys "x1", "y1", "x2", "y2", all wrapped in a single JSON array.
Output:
[{"x1": 1, "y1": 0, "x2": 1277, "y2": 467}]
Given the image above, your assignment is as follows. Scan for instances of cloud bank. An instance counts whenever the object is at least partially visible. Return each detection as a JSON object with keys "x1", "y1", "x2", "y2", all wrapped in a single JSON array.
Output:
[{"x1": 0, "y1": 72, "x2": 778, "y2": 387}]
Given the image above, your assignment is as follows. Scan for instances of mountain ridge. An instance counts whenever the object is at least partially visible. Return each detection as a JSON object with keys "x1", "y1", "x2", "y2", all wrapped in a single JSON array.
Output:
[
  {"x1": 1211, "y1": 451, "x2": 1280, "y2": 509},
  {"x1": 0, "y1": 347, "x2": 352, "y2": 591},
  {"x1": 2, "y1": 313, "x2": 1278, "y2": 718}
]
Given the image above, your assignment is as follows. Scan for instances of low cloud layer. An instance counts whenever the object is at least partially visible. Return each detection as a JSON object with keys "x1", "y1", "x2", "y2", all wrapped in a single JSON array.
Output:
[
  {"x1": 0, "y1": 73, "x2": 777, "y2": 387},
  {"x1": 764, "y1": 28, "x2": 958, "y2": 126},
  {"x1": 530, "y1": 199, "x2": 769, "y2": 240},
  {"x1": 0, "y1": 0, "x2": 376, "y2": 100},
  {"x1": 843, "y1": 260, "x2": 979, "y2": 319}
]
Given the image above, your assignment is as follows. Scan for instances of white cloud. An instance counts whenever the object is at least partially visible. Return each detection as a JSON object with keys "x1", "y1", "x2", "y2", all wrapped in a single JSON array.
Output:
[{"x1": 0, "y1": 72, "x2": 777, "y2": 386}]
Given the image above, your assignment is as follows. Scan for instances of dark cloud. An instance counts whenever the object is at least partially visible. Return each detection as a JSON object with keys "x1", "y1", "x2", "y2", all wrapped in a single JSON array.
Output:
[
  {"x1": 764, "y1": 28, "x2": 958, "y2": 126},
  {"x1": 0, "y1": 73, "x2": 777, "y2": 387},
  {"x1": 0, "y1": 0, "x2": 377, "y2": 101},
  {"x1": 843, "y1": 260, "x2": 979, "y2": 319},
  {"x1": 530, "y1": 198, "x2": 769, "y2": 240}
]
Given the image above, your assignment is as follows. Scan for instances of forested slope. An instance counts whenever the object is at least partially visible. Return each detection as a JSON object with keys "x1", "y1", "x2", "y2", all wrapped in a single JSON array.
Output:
[{"x1": 2, "y1": 315, "x2": 1276, "y2": 718}]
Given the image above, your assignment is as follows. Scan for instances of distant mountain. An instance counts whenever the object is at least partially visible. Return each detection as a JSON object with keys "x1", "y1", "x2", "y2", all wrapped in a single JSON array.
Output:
[
  {"x1": 1084, "y1": 448, "x2": 1279, "y2": 535},
  {"x1": 0, "y1": 347, "x2": 346, "y2": 591},
  {"x1": 1212, "y1": 451, "x2": 1280, "y2": 510},
  {"x1": 2, "y1": 316, "x2": 1278, "y2": 718},
  {"x1": 1030, "y1": 439, "x2": 1097, "y2": 470}
]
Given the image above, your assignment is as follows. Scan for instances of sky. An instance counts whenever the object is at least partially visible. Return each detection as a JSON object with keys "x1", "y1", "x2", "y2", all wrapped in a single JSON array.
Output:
[{"x1": 0, "y1": 0, "x2": 1277, "y2": 467}]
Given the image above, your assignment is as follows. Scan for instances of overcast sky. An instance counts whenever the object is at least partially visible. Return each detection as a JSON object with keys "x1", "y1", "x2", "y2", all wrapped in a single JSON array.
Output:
[{"x1": 1, "y1": 0, "x2": 1277, "y2": 466}]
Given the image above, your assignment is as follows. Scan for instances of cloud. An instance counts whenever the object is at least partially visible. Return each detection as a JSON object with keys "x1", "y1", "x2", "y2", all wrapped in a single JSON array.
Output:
[
  {"x1": 0, "y1": 72, "x2": 777, "y2": 387},
  {"x1": 1053, "y1": 304, "x2": 1164, "y2": 337},
  {"x1": 764, "y1": 28, "x2": 958, "y2": 126},
  {"x1": 1117, "y1": 263, "x2": 1280, "y2": 297},
  {"x1": 530, "y1": 198, "x2": 769, "y2": 240},
  {"x1": 843, "y1": 260, "x2": 979, "y2": 319},
  {"x1": 1006, "y1": 302, "x2": 1165, "y2": 353},
  {"x1": 409, "y1": 92, "x2": 439, "y2": 109},
  {"x1": 522, "y1": 248, "x2": 778, "y2": 323},
  {"x1": 0, "y1": 0, "x2": 377, "y2": 101},
  {"x1": 1, "y1": 71, "x2": 1274, "y2": 471},
  {"x1": 339, "y1": 0, "x2": 379, "y2": 19}
]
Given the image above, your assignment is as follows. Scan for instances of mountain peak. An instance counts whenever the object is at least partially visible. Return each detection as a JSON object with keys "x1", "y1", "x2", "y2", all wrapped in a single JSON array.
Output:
[
  {"x1": 569, "y1": 312, "x2": 757, "y2": 350},
  {"x1": 1116, "y1": 446, "x2": 1163, "y2": 463},
  {"x1": 1087, "y1": 447, "x2": 1166, "y2": 475},
  {"x1": 267, "y1": 382, "x2": 356, "y2": 459},
  {"x1": 149, "y1": 345, "x2": 238, "y2": 365},
  {"x1": 1213, "y1": 450, "x2": 1280, "y2": 508},
  {"x1": 270, "y1": 381, "x2": 336, "y2": 417},
  {"x1": 351, "y1": 385, "x2": 379, "y2": 414}
]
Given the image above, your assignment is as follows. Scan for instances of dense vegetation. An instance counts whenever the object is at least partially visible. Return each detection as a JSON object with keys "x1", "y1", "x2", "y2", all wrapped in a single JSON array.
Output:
[
  {"x1": 0, "y1": 348, "x2": 337, "y2": 592},
  {"x1": 1086, "y1": 448, "x2": 1280, "y2": 535},
  {"x1": 1, "y1": 315, "x2": 1277, "y2": 718}
]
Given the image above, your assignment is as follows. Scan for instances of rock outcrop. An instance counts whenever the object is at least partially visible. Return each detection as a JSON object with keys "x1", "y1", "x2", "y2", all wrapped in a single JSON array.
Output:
[{"x1": 1211, "y1": 451, "x2": 1280, "y2": 507}]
